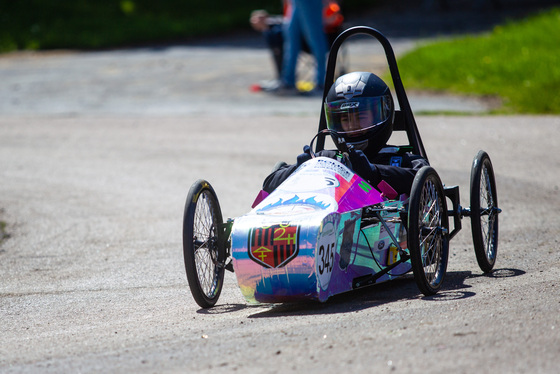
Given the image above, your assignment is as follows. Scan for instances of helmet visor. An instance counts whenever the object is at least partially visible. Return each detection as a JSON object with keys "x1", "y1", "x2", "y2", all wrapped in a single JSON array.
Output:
[{"x1": 324, "y1": 95, "x2": 391, "y2": 137}]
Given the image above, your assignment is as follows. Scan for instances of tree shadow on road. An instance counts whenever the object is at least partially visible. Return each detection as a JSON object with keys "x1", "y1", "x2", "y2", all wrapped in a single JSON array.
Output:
[
  {"x1": 155, "y1": 0, "x2": 559, "y2": 51},
  {"x1": 347, "y1": 0, "x2": 560, "y2": 39}
]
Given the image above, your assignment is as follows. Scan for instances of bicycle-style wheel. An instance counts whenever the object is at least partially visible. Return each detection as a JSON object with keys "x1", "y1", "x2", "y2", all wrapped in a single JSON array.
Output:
[
  {"x1": 183, "y1": 179, "x2": 225, "y2": 308},
  {"x1": 408, "y1": 166, "x2": 449, "y2": 296},
  {"x1": 470, "y1": 150, "x2": 499, "y2": 273}
]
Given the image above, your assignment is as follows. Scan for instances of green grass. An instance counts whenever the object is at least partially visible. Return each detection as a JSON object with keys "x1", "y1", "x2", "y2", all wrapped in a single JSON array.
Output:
[
  {"x1": 0, "y1": 0, "x2": 374, "y2": 53},
  {"x1": 396, "y1": 8, "x2": 560, "y2": 114},
  {"x1": 0, "y1": 0, "x2": 285, "y2": 52}
]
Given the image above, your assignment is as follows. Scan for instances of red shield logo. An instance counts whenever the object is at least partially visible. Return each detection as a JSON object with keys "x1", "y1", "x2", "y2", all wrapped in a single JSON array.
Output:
[{"x1": 248, "y1": 224, "x2": 300, "y2": 268}]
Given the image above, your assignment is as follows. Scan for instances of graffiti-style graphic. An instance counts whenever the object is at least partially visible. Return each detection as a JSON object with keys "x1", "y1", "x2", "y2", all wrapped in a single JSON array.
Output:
[{"x1": 259, "y1": 195, "x2": 331, "y2": 212}]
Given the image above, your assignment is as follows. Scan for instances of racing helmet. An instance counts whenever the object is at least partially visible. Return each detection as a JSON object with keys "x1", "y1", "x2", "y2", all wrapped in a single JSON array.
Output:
[{"x1": 324, "y1": 72, "x2": 394, "y2": 157}]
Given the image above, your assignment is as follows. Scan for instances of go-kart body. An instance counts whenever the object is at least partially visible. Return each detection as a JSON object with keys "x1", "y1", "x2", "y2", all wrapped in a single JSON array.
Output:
[{"x1": 231, "y1": 156, "x2": 409, "y2": 303}]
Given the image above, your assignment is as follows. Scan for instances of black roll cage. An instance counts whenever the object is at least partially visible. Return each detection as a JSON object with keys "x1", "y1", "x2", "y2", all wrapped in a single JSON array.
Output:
[{"x1": 316, "y1": 26, "x2": 428, "y2": 163}]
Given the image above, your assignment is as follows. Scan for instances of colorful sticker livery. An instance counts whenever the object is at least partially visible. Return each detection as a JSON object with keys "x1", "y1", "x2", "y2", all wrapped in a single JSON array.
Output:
[
  {"x1": 253, "y1": 157, "x2": 384, "y2": 214},
  {"x1": 230, "y1": 157, "x2": 410, "y2": 304},
  {"x1": 248, "y1": 224, "x2": 300, "y2": 268}
]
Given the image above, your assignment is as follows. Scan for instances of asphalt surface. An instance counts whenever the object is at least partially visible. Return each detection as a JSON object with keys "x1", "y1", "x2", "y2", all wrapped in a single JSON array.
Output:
[
  {"x1": 0, "y1": 37, "x2": 491, "y2": 117},
  {"x1": 1, "y1": 2, "x2": 560, "y2": 373},
  {"x1": 1, "y1": 114, "x2": 559, "y2": 373}
]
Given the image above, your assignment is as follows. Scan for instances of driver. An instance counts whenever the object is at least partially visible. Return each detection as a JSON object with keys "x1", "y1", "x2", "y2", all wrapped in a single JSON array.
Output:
[{"x1": 263, "y1": 72, "x2": 428, "y2": 196}]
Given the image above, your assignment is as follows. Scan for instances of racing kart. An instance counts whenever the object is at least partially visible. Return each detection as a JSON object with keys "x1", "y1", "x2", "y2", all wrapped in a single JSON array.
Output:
[{"x1": 182, "y1": 27, "x2": 501, "y2": 308}]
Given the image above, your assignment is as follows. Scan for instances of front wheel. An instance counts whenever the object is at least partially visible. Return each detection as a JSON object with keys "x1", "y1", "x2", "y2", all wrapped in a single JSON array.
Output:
[
  {"x1": 408, "y1": 166, "x2": 449, "y2": 296},
  {"x1": 183, "y1": 179, "x2": 225, "y2": 308},
  {"x1": 470, "y1": 150, "x2": 499, "y2": 273}
]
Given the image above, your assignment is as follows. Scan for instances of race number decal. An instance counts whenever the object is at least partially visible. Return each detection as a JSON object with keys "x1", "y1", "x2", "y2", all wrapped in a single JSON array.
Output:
[
  {"x1": 317, "y1": 218, "x2": 337, "y2": 290},
  {"x1": 248, "y1": 224, "x2": 299, "y2": 268}
]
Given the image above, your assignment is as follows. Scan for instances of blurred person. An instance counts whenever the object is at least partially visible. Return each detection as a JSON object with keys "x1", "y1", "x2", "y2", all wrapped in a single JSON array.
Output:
[
  {"x1": 250, "y1": 1, "x2": 343, "y2": 93},
  {"x1": 250, "y1": 9, "x2": 284, "y2": 83},
  {"x1": 279, "y1": 0, "x2": 329, "y2": 95}
]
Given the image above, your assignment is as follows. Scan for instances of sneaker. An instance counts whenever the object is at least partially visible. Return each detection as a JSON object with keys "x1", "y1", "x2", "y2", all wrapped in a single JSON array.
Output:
[
  {"x1": 250, "y1": 79, "x2": 281, "y2": 93},
  {"x1": 268, "y1": 83, "x2": 301, "y2": 96},
  {"x1": 259, "y1": 79, "x2": 282, "y2": 92}
]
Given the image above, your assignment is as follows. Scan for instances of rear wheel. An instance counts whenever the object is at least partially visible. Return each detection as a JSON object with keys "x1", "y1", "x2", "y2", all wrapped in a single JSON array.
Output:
[
  {"x1": 408, "y1": 167, "x2": 449, "y2": 296},
  {"x1": 183, "y1": 180, "x2": 225, "y2": 308},
  {"x1": 470, "y1": 151, "x2": 499, "y2": 273},
  {"x1": 296, "y1": 45, "x2": 347, "y2": 91}
]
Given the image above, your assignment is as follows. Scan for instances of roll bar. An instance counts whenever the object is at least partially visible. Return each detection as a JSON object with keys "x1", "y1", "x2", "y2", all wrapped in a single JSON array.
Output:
[{"x1": 316, "y1": 26, "x2": 428, "y2": 162}]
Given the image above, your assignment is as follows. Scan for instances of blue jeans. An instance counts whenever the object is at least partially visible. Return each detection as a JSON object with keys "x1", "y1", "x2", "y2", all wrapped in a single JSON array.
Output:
[{"x1": 282, "y1": 0, "x2": 328, "y2": 88}]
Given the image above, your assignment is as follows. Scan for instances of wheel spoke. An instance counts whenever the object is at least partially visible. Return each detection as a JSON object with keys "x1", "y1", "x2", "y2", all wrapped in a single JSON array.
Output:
[
  {"x1": 469, "y1": 152, "x2": 500, "y2": 273},
  {"x1": 409, "y1": 167, "x2": 449, "y2": 295},
  {"x1": 479, "y1": 164, "x2": 497, "y2": 262},
  {"x1": 417, "y1": 179, "x2": 444, "y2": 285},
  {"x1": 192, "y1": 191, "x2": 219, "y2": 298}
]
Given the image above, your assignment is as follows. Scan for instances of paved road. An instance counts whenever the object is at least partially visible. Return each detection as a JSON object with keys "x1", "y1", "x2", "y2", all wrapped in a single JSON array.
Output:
[
  {"x1": 1, "y1": 113, "x2": 559, "y2": 373},
  {"x1": 0, "y1": 37, "x2": 492, "y2": 117},
  {"x1": 1, "y1": 4, "x2": 560, "y2": 372}
]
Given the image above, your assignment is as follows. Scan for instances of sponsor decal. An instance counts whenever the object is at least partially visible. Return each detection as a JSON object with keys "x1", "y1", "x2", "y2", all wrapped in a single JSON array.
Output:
[
  {"x1": 248, "y1": 224, "x2": 300, "y2": 268},
  {"x1": 340, "y1": 102, "x2": 360, "y2": 110},
  {"x1": 387, "y1": 245, "x2": 399, "y2": 266},
  {"x1": 339, "y1": 218, "x2": 357, "y2": 270},
  {"x1": 280, "y1": 171, "x2": 340, "y2": 192},
  {"x1": 390, "y1": 156, "x2": 402, "y2": 167},
  {"x1": 377, "y1": 240, "x2": 386, "y2": 250},
  {"x1": 316, "y1": 158, "x2": 353, "y2": 182},
  {"x1": 358, "y1": 180, "x2": 373, "y2": 193}
]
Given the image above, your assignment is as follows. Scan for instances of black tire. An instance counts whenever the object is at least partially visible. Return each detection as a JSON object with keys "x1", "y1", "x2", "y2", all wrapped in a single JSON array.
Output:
[
  {"x1": 183, "y1": 179, "x2": 225, "y2": 308},
  {"x1": 408, "y1": 166, "x2": 449, "y2": 296},
  {"x1": 470, "y1": 151, "x2": 499, "y2": 273}
]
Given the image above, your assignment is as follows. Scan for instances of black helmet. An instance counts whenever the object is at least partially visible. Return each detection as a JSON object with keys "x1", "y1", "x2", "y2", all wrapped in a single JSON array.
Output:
[{"x1": 324, "y1": 72, "x2": 394, "y2": 158}]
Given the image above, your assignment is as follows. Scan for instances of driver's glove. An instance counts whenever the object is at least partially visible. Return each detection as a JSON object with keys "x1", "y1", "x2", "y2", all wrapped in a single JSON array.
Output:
[
  {"x1": 296, "y1": 145, "x2": 312, "y2": 166},
  {"x1": 347, "y1": 147, "x2": 381, "y2": 186}
]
